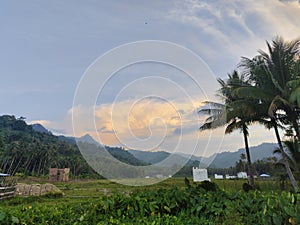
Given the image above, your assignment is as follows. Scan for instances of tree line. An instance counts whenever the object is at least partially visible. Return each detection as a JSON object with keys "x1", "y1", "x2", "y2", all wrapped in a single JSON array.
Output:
[{"x1": 0, "y1": 115, "x2": 154, "y2": 178}]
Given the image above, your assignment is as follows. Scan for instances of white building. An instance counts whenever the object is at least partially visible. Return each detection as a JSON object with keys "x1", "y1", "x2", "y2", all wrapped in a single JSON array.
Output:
[
  {"x1": 192, "y1": 167, "x2": 210, "y2": 182},
  {"x1": 225, "y1": 174, "x2": 237, "y2": 179},
  {"x1": 237, "y1": 172, "x2": 248, "y2": 179},
  {"x1": 214, "y1": 174, "x2": 223, "y2": 179}
]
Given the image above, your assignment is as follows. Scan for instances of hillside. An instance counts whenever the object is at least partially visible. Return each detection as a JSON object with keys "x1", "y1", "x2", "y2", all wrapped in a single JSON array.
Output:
[
  {"x1": 130, "y1": 143, "x2": 278, "y2": 169},
  {"x1": 128, "y1": 150, "x2": 169, "y2": 164},
  {"x1": 129, "y1": 149, "x2": 205, "y2": 169},
  {"x1": 207, "y1": 143, "x2": 278, "y2": 168},
  {"x1": 176, "y1": 143, "x2": 278, "y2": 168},
  {"x1": 32, "y1": 123, "x2": 52, "y2": 134},
  {"x1": 0, "y1": 115, "x2": 146, "y2": 177}
]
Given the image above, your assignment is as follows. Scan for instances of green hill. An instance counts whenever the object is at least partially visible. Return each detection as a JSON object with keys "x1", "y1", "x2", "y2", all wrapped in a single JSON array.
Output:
[
  {"x1": 0, "y1": 115, "x2": 145, "y2": 177},
  {"x1": 207, "y1": 143, "x2": 278, "y2": 168}
]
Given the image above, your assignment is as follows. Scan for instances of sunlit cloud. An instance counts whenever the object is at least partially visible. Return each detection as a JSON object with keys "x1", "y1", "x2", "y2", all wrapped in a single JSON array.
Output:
[
  {"x1": 93, "y1": 98, "x2": 204, "y2": 150},
  {"x1": 28, "y1": 119, "x2": 51, "y2": 127}
]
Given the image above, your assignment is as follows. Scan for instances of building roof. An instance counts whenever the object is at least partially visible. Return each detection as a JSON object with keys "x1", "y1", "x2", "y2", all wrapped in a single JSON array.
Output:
[{"x1": 0, "y1": 173, "x2": 10, "y2": 177}]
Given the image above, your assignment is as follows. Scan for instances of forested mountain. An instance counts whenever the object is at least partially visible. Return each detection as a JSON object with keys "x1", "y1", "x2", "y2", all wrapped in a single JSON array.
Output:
[
  {"x1": 129, "y1": 150, "x2": 203, "y2": 168},
  {"x1": 0, "y1": 115, "x2": 280, "y2": 179},
  {"x1": 0, "y1": 115, "x2": 145, "y2": 177},
  {"x1": 0, "y1": 115, "x2": 89, "y2": 177},
  {"x1": 130, "y1": 143, "x2": 278, "y2": 169},
  {"x1": 32, "y1": 123, "x2": 52, "y2": 134},
  {"x1": 207, "y1": 143, "x2": 278, "y2": 168},
  {"x1": 128, "y1": 150, "x2": 170, "y2": 164}
]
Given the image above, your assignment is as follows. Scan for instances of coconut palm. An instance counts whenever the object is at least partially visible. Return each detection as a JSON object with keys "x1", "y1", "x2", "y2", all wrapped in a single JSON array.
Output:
[
  {"x1": 259, "y1": 37, "x2": 299, "y2": 140},
  {"x1": 238, "y1": 36, "x2": 300, "y2": 192},
  {"x1": 199, "y1": 71, "x2": 256, "y2": 187}
]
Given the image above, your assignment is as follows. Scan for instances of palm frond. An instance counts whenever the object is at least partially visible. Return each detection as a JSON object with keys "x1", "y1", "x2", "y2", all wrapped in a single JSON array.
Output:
[
  {"x1": 202, "y1": 101, "x2": 225, "y2": 109},
  {"x1": 268, "y1": 95, "x2": 290, "y2": 117},
  {"x1": 289, "y1": 87, "x2": 300, "y2": 107},
  {"x1": 199, "y1": 108, "x2": 223, "y2": 115},
  {"x1": 225, "y1": 119, "x2": 245, "y2": 134},
  {"x1": 234, "y1": 86, "x2": 272, "y2": 101}
]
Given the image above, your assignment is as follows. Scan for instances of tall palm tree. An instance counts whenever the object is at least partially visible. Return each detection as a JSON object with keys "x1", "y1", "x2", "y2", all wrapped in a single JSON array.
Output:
[
  {"x1": 238, "y1": 36, "x2": 300, "y2": 192},
  {"x1": 199, "y1": 71, "x2": 256, "y2": 187}
]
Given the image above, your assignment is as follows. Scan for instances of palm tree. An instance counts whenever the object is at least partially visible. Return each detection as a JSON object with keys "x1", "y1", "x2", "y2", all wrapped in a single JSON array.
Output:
[
  {"x1": 199, "y1": 71, "x2": 256, "y2": 187},
  {"x1": 238, "y1": 36, "x2": 300, "y2": 192},
  {"x1": 240, "y1": 153, "x2": 247, "y2": 172}
]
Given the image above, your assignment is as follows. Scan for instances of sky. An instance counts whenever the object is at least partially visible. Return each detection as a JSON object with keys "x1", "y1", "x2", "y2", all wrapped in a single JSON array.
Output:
[{"x1": 1, "y1": 0, "x2": 300, "y2": 157}]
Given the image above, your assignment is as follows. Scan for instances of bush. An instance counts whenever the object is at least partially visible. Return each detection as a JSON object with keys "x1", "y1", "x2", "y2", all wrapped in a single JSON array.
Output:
[
  {"x1": 197, "y1": 180, "x2": 218, "y2": 192},
  {"x1": 242, "y1": 182, "x2": 255, "y2": 192},
  {"x1": 42, "y1": 190, "x2": 63, "y2": 198}
]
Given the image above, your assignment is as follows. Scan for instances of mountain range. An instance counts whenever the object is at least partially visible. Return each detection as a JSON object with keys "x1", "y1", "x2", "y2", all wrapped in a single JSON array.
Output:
[
  {"x1": 34, "y1": 122, "x2": 278, "y2": 169},
  {"x1": 128, "y1": 143, "x2": 278, "y2": 168},
  {"x1": 0, "y1": 115, "x2": 279, "y2": 179}
]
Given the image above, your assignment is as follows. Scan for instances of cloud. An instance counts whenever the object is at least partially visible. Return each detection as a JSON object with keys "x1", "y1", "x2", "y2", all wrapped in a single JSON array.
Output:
[
  {"x1": 61, "y1": 97, "x2": 206, "y2": 152},
  {"x1": 165, "y1": 0, "x2": 300, "y2": 76},
  {"x1": 17, "y1": 0, "x2": 300, "y2": 157},
  {"x1": 94, "y1": 98, "x2": 200, "y2": 142},
  {"x1": 28, "y1": 120, "x2": 51, "y2": 126}
]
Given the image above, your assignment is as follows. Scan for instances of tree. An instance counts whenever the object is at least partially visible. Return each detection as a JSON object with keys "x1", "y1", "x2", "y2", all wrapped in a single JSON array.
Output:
[
  {"x1": 239, "y1": 36, "x2": 300, "y2": 192},
  {"x1": 199, "y1": 71, "x2": 256, "y2": 187},
  {"x1": 240, "y1": 153, "x2": 246, "y2": 172}
]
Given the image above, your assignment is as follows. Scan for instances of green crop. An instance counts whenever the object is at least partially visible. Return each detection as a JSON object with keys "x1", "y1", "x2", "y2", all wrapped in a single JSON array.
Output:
[{"x1": 0, "y1": 181, "x2": 299, "y2": 224}]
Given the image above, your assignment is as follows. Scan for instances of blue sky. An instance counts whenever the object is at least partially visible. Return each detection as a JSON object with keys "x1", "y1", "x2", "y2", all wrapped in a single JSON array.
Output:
[{"x1": 1, "y1": 0, "x2": 300, "y2": 156}]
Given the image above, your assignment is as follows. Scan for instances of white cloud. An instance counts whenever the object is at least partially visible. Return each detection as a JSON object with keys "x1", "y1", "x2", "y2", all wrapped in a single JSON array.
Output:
[
  {"x1": 19, "y1": 0, "x2": 300, "y2": 156},
  {"x1": 166, "y1": 0, "x2": 300, "y2": 76}
]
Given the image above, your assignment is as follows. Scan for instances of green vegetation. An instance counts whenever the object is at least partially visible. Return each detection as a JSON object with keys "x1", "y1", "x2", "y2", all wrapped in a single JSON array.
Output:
[
  {"x1": 0, "y1": 115, "x2": 150, "y2": 178},
  {"x1": 0, "y1": 115, "x2": 96, "y2": 177},
  {"x1": 0, "y1": 179, "x2": 299, "y2": 224}
]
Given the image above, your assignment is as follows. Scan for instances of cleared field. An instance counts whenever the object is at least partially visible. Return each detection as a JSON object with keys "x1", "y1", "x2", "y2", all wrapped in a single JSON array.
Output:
[{"x1": 14, "y1": 177, "x2": 288, "y2": 198}]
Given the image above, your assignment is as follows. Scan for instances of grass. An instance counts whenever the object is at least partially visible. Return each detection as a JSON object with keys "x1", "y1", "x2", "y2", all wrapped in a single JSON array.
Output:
[
  {"x1": 11, "y1": 176, "x2": 289, "y2": 198},
  {"x1": 54, "y1": 178, "x2": 288, "y2": 197},
  {"x1": 55, "y1": 177, "x2": 188, "y2": 197},
  {"x1": 0, "y1": 176, "x2": 289, "y2": 208}
]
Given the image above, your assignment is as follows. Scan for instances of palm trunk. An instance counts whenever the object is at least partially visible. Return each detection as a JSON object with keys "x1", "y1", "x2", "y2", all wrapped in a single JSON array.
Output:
[
  {"x1": 2, "y1": 159, "x2": 8, "y2": 172},
  {"x1": 37, "y1": 158, "x2": 42, "y2": 177},
  {"x1": 12, "y1": 157, "x2": 23, "y2": 175},
  {"x1": 242, "y1": 124, "x2": 255, "y2": 187},
  {"x1": 8, "y1": 156, "x2": 15, "y2": 174},
  {"x1": 272, "y1": 118, "x2": 299, "y2": 192},
  {"x1": 292, "y1": 119, "x2": 300, "y2": 142},
  {"x1": 24, "y1": 155, "x2": 33, "y2": 175}
]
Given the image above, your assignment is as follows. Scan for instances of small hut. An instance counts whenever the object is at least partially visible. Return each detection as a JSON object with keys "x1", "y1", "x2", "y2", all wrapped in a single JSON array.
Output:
[
  {"x1": 49, "y1": 168, "x2": 70, "y2": 182},
  {"x1": 192, "y1": 167, "x2": 210, "y2": 182}
]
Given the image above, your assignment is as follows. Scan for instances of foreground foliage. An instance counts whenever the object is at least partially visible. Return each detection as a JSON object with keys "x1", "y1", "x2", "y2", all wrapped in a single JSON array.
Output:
[{"x1": 0, "y1": 182, "x2": 299, "y2": 225}]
